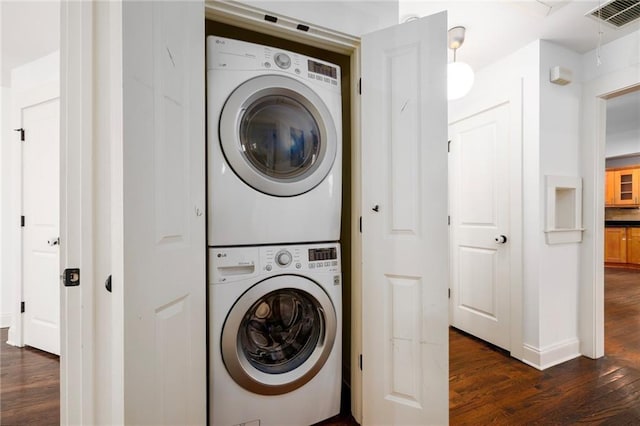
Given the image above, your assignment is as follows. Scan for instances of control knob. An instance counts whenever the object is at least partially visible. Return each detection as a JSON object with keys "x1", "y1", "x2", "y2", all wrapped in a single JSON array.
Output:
[
  {"x1": 275, "y1": 250, "x2": 292, "y2": 267},
  {"x1": 274, "y1": 53, "x2": 291, "y2": 69}
]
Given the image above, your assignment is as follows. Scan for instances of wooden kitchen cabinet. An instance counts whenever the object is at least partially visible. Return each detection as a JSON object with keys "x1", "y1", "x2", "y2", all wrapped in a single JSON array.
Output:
[
  {"x1": 605, "y1": 227, "x2": 627, "y2": 263},
  {"x1": 628, "y1": 227, "x2": 640, "y2": 265},
  {"x1": 613, "y1": 168, "x2": 640, "y2": 206},
  {"x1": 605, "y1": 170, "x2": 616, "y2": 206}
]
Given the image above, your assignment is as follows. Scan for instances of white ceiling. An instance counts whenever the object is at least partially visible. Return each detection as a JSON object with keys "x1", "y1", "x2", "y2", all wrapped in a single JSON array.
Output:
[
  {"x1": 400, "y1": 0, "x2": 640, "y2": 71},
  {"x1": 0, "y1": 1, "x2": 60, "y2": 87}
]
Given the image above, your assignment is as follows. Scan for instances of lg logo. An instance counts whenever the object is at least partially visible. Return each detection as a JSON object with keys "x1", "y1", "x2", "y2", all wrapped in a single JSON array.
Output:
[{"x1": 217, "y1": 253, "x2": 227, "y2": 258}]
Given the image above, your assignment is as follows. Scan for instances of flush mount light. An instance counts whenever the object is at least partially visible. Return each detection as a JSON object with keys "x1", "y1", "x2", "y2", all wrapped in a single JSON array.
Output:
[{"x1": 447, "y1": 26, "x2": 474, "y2": 100}]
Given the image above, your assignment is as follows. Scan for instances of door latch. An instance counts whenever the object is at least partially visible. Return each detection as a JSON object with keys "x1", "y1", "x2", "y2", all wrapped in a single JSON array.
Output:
[{"x1": 63, "y1": 268, "x2": 80, "y2": 287}]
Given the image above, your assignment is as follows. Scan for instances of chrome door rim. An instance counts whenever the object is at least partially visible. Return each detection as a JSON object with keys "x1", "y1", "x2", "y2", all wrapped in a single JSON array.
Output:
[
  {"x1": 221, "y1": 275, "x2": 337, "y2": 395},
  {"x1": 219, "y1": 75, "x2": 338, "y2": 197}
]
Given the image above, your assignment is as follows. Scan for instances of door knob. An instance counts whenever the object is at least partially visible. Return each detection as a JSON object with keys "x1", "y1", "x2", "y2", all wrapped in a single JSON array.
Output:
[{"x1": 494, "y1": 235, "x2": 508, "y2": 244}]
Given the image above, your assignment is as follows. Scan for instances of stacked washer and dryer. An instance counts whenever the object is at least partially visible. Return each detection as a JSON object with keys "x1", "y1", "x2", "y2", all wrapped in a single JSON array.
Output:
[{"x1": 206, "y1": 36, "x2": 343, "y2": 426}]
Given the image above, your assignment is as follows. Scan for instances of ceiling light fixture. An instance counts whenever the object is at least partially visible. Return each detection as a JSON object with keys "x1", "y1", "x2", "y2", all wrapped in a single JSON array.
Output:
[{"x1": 447, "y1": 26, "x2": 475, "y2": 100}]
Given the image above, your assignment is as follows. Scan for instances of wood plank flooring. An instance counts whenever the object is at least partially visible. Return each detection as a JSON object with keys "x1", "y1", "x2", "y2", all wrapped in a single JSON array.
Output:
[
  {"x1": 1, "y1": 268, "x2": 639, "y2": 425},
  {"x1": 0, "y1": 330, "x2": 59, "y2": 425}
]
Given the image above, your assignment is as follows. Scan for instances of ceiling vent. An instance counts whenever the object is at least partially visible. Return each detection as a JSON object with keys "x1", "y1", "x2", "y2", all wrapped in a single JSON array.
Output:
[{"x1": 587, "y1": 0, "x2": 640, "y2": 29}]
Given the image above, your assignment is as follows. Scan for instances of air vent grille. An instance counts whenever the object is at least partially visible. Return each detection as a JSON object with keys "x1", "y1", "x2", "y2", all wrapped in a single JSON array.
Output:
[{"x1": 588, "y1": 0, "x2": 640, "y2": 28}]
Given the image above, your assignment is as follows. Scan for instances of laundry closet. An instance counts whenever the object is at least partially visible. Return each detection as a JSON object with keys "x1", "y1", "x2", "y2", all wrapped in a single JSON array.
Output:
[{"x1": 205, "y1": 19, "x2": 354, "y2": 425}]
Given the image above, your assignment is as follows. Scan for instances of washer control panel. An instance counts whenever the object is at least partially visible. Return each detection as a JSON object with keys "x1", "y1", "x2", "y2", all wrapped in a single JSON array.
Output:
[
  {"x1": 262, "y1": 244, "x2": 340, "y2": 273},
  {"x1": 207, "y1": 36, "x2": 341, "y2": 91},
  {"x1": 210, "y1": 243, "x2": 341, "y2": 284}
]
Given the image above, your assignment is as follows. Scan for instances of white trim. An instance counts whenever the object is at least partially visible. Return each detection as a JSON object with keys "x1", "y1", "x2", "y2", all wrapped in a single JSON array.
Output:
[
  {"x1": 60, "y1": 1, "x2": 95, "y2": 424},
  {"x1": 580, "y1": 63, "x2": 640, "y2": 359},
  {"x1": 204, "y1": 0, "x2": 359, "y2": 55},
  {"x1": 522, "y1": 338, "x2": 581, "y2": 370}
]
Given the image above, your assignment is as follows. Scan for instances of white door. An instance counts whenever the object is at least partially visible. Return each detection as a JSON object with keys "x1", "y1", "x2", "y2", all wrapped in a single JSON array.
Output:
[
  {"x1": 120, "y1": 1, "x2": 206, "y2": 424},
  {"x1": 22, "y1": 97, "x2": 60, "y2": 355},
  {"x1": 449, "y1": 103, "x2": 511, "y2": 350},
  {"x1": 361, "y1": 12, "x2": 449, "y2": 425}
]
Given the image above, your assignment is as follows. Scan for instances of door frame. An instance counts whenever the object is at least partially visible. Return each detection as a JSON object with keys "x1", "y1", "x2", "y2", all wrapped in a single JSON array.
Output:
[
  {"x1": 10, "y1": 81, "x2": 60, "y2": 349},
  {"x1": 580, "y1": 66, "x2": 640, "y2": 359},
  {"x1": 60, "y1": 1, "x2": 96, "y2": 424}
]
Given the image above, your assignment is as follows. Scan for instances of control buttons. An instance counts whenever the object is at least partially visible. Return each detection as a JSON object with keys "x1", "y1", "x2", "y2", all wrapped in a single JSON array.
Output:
[
  {"x1": 264, "y1": 62, "x2": 271, "y2": 68},
  {"x1": 296, "y1": 263, "x2": 302, "y2": 269},
  {"x1": 275, "y1": 250, "x2": 292, "y2": 267},
  {"x1": 265, "y1": 264, "x2": 272, "y2": 271},
  {"x1": 274, "y1": 53, "x2": 291, "y2": 69},
  {"x1": 295, "y1": 68, "x2": 301, "y2": 74}
]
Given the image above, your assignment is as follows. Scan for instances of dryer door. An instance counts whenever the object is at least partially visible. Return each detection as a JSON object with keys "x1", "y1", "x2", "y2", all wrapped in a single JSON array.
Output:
[
  {"x1": 219, "y1": 75, "x2": 338, "y2": 197},
  {"x1": 221, "y1": 274, "x2": 337, "y2": 395}
]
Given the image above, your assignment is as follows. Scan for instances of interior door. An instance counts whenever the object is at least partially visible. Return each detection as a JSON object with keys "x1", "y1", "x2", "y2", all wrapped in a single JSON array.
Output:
[
  {"x1": 361, "y1": 12, "x2": 449, "y2": 425},
  {"x1": 121, "y1": 1, "x2": 206, "y2": 424},
  {"x1": 22, "y1": 97, "x2": 60, "y2": 355},
  {"x1": 449, "y1": 103, "x2": 511, "y2": 350}
]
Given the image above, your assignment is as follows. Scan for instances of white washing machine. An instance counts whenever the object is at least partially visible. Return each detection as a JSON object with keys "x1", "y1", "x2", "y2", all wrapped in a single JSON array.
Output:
[
  {"x1": 207, "y1": 36, "x2": 342, "y2": 247},
  {"x1": 209, "y1": 243, "x2": 342, "y2": 426}
]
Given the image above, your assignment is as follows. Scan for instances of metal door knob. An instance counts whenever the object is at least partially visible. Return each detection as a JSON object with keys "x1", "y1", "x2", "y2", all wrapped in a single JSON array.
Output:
[{"x1": 494, "y1": 235, "x2": 508, "y2": 244}]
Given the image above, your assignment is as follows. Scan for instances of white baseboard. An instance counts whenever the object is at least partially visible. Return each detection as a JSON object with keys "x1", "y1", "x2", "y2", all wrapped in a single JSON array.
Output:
[
  {"x1": 522, "y1": 338, "x2": 581, "y2": 370},
  {"x1": 0, "y1": 313, "x2": 12, "y2": 328}
]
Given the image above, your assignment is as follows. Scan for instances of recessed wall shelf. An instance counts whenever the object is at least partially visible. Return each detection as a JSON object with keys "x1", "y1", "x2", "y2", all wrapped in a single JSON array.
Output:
[{"x1": 545, "y1": 175, "x2": 584, "y2": 244}]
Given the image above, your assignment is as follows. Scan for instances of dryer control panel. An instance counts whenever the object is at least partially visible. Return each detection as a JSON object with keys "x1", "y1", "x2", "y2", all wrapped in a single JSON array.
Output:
[
  {"x1": 207, "y1": 36, "x2": 341, "y2": 92},
  {"x1": 210, "y1": 243, "x2": 341, "y2": 284}
]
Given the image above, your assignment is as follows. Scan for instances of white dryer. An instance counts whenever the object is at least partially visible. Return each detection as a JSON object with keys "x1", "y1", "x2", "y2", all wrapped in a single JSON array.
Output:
[
  {"x1": 207, "y1": 36, "x2": 342, "y2": 247},
  {"x1": 209, "y1": 243, "x2": 342, "y2": 426}
]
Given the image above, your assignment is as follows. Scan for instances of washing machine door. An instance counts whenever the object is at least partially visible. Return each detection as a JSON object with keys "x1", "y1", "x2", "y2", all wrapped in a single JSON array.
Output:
[
  {"x1": 219, "y1": 75, "x2": 338, "y2": 197},
  {"x1": 221, "y1": 274, "x2": 337, "y2": 395}
]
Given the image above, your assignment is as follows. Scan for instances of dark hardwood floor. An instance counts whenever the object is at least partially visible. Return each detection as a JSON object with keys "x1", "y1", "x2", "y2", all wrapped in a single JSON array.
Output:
[
  {"x1": 1, "y1": 268, "x2": 639, "y2": 425},
  {"x1": 0, "y1": 329, "x2": 59, "y2": 425}
]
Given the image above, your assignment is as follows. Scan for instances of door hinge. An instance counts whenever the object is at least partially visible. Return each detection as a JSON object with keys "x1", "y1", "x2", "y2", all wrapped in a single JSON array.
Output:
[
  {"x1": 448, "y1": 288, "x2": 451, "y2": 299},
  {"x1": 359, "y1": 354, "x2": 363, "y2": 371},
  {"x1": 63, "y1": 268, "x2": 80, "y2": 287},
  {"x1": 21, "y1": 215, "x2": 25, "y2": 227},
  {"x1": 448, "y1": 215, "x2": 450, "y2": 226},
  {"x1": 14, "y1": 128, "x2": 25, "y2": 141},
  {"x1": 21, "y1": 301, "x2": 25, "y2": 313},
  {"x1": 359, "y1": 216, "x2": 362, "y2": 233},
  {"x1": 448, "y1": 140, "x2": 451, "y2": 153},
  {"x1": 358, "y1": 78, "x2": 362, "y2": 95}
]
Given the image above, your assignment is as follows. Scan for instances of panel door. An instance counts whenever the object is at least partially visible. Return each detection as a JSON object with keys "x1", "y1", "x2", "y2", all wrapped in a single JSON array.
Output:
[
  {"x1": 121, "y1": 2, "x2": 206, "y2": 424},
  {"x1": 361, "y1": 12, "x2": 449, "y2": 425},
  {"x1": 604, "y1": 227, "x2": 628, "y2": 263},
  {"x1": 22, "y1": 97, "x2": 60, "y2": 355},
  {"x1": 449, "y1": 102, "x2": 511, "y2": 351}
]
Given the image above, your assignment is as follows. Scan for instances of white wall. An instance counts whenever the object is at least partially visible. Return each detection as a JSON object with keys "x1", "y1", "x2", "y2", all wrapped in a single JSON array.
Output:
[
  {"x1": 239, "y1": 0, "x2": 399, "y2": 36},
  {"x1": 1, "y1": 51, "x2": 59, "y2": 343},
  {"x1": 0, "y1": 86, "x2": 11, "y2": 328},
  {"x1": 536, "y1": 41, "x2": 583, "y2": 365}
]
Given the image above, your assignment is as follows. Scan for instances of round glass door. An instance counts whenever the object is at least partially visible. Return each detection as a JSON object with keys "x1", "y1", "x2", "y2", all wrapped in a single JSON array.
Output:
[
  {"x1": 219, "y1": 75, "x2": 338, "y2": 197},
  {"x1": 221, "y1": 275, "x2": 337, "y2": 395}
]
